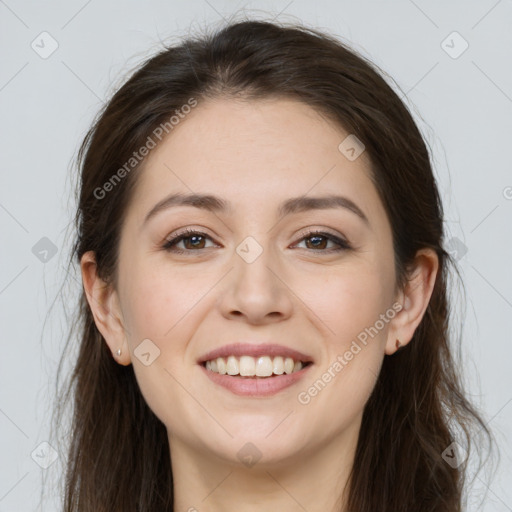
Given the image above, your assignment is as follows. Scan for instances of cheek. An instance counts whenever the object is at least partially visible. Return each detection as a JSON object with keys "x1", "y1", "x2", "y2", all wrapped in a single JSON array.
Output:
[
  {"x1": 295, "y1": 263, "x2": 392, "y2": 419},
  {"x1": 121, "y1": 261, "x2": 213, "y2": 342},
  {"x1": 297, "y1": 266, "x2": 390, "y2": 394},
  {"x1": 299, "y1": 264, "x2": 390, "y2": 343},
  {"x1": 119, "y1": 264, "x2": 209, "y2": 429}
]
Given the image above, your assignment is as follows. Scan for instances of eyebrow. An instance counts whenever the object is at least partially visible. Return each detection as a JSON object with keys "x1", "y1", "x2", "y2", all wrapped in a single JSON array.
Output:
[{"x1": 142, "y1": 192, "x2": 370, "y2": 228}]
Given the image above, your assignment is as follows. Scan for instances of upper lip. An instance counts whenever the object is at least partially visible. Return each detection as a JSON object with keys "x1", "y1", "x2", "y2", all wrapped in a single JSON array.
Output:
[{"x1": 197, "y1": 343, "x2": 314, "y2": 364}]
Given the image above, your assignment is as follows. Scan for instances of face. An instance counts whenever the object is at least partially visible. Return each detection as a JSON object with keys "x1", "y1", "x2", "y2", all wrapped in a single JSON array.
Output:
[{"x1": 111, "y1": 97, "x2": 402, "y2": 468}]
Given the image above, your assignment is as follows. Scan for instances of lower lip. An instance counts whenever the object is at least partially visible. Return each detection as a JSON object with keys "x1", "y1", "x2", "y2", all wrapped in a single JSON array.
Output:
[{"x1": 199, "y1": 363, "x2": 313, "y2": 397}]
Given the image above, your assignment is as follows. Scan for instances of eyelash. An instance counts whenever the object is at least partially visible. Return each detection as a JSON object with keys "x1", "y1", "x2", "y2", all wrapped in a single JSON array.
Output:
[{"x1": 161, "y1": 228, "x2": 351, "y2": 254}]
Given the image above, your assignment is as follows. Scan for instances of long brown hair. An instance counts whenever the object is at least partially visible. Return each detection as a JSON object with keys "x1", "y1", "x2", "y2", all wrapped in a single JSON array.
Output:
[{"x1": 51, "y1": 18, "x2": 495, "y2": 511}]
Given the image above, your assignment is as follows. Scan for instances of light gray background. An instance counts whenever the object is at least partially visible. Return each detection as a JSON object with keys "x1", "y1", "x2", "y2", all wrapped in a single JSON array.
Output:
[{"x1": 1, "y1": 0, "x2": 511, "y2": 510}]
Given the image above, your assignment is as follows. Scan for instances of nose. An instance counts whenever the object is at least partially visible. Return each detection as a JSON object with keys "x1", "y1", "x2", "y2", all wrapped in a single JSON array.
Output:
[{"x1": 217, "y1": 240, "x2": 294, "y2": 325}]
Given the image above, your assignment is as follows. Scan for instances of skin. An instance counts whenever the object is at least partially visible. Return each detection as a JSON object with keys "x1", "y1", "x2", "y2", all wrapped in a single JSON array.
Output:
[{"x1": 81, "y1": 97, "x2": 438, "y2": 512}]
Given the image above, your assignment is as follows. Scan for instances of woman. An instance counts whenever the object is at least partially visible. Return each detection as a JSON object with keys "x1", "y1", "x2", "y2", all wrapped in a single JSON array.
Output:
[{"x1": 53, "y1": 19, "x2": 493, "y2": 511}]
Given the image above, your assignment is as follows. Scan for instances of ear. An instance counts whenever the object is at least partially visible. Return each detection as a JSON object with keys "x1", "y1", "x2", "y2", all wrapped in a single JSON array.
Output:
[
  {"x1": 80, "y1": 251, "x2": 132, "y2": 366},
  {"x1": 385, "y1": 248, "x2": 439, "y2": 355}
]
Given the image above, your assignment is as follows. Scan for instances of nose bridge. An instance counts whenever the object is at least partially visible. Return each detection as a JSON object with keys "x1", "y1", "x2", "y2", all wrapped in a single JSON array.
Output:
[
  {"x1": 219, "y1": 233, "x2": 293, "y2": 322},
  {"x1": 234, "y1": 233, "x2": 279, "y2": 295}
]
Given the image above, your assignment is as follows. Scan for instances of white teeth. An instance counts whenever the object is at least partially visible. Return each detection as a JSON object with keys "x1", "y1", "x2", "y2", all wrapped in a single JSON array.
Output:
[
  {"x1": 226, "y1": 355, "x2": 238, "y2": 375},
  {"x1": 204, "y1": 355, "x2": 306, "y2": 377},
  {"x1": 217, "y1": 357, "x2": 227, "y2": 375},
  {"x1": 273, "y1": 356, "x2": 284, "y2": 375},
  {"x1": 255, "y1": 356, "x2": 273, "y2": 377},
  {"x1": 284, "y1": 357, "x2": 294, "y2": 374},
  {"x1": 239, "y1": 355, "x2": 255, "y2": 376}
]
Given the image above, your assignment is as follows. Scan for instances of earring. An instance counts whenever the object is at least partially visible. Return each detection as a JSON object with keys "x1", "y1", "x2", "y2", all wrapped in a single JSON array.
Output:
[
  {"x1": 115, "y1": 348, "x2": 122, "y2": 356},
  {"x1": 396, "y1": 338, "x2": 407, "y2": 352}
]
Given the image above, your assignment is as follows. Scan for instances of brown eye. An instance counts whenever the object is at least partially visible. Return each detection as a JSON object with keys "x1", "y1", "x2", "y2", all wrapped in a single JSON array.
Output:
[
  {"x1": 304, "y1": 235, "x2": 329, "y2": 250},
  {"x1": 293, "y1": 231, "x2": 351, "y2": 252},
  {"x1": 181, "y1": 234, "x2": 207, "y2": 250},
  {"x1": 162, "y1": 230, "x2": 216, "y2": 253}
]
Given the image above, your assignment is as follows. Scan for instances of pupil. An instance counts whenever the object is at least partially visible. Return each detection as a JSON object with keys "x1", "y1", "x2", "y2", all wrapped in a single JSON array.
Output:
[
  {"x1": 187, "y1": 236, "x2": 203, "y2": 248},
  {"x1": 308, "y1": 236, "x2": 326, "y2": 249}
]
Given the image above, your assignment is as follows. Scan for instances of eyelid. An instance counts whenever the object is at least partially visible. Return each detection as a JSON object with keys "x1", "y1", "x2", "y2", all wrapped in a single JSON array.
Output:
[
  {"x1": 161, "y1": 226, "x2": 352, "y2": 254},
  {"x1": 163, "y1": 225, "x2": 348, "y2": 242},
  {"x1": 163, "y1": 225, "x2": 218, "y2": 242},
  {"x1": 293, "y1": 226, "x2": 348, "y2": 243},
  {"x1": 162, "y1": 227, "x2": 219, "y2": 249},
  {"x1": 290, "y1": 229, "x2": 351, "y2": 252}
]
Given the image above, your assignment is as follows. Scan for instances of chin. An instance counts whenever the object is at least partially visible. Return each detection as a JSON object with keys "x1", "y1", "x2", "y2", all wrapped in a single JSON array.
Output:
[{"x1": 208, "y1": 427, "x2": 309, "y2": 467}]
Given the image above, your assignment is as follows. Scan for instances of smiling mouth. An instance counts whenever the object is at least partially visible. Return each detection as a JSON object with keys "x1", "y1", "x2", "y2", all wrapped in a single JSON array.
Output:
[{"x1": 202, "y1": 355, "x2": 312, "y2": 378}]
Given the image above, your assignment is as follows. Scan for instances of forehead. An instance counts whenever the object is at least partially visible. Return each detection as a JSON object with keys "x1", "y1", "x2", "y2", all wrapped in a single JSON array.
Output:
[{"x1": 126, "y1": 97, "x2": 387, "y2": 230}]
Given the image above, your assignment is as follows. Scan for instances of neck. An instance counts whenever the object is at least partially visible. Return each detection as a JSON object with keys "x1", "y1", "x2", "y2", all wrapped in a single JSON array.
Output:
[{"x1": 169, "y1": 419, "x2": 360, "y2": 512}]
